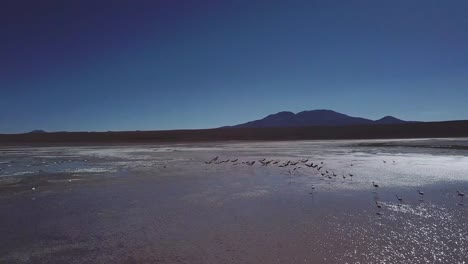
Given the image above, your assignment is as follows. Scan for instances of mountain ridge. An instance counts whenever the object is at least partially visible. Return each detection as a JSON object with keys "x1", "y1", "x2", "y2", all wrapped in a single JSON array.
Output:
[{"x1": 230, "y1": 109, "x2": 412, "y2": 128}]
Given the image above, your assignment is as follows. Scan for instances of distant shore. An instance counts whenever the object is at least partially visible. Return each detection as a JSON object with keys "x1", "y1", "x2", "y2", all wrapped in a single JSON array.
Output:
[{"x1": 1, "y1": 120, "x2": 468, "y2": 145}]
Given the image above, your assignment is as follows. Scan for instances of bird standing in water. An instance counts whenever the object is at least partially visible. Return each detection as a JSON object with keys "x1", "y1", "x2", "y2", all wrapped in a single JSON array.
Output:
[
  {"x1": 418, "y1": 190, "x2": 424, "y2": 201},
  {"x1": 457, "y1": 190, "x2": 465, "y2": 205},
  {"x1": 395, "y1": 195, "x2": 403, "y2": 203}
]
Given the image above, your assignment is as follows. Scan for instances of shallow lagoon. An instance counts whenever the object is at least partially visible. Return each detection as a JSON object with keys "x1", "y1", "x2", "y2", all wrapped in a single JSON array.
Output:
[{"x1": 1, "y1": 139, "x2": 467, "y2": 263}]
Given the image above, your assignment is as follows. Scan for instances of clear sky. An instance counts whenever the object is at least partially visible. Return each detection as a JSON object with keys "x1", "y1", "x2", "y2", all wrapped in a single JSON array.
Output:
[{"x1": 1, "y1": 0, "x2": 468, "y2": 133}]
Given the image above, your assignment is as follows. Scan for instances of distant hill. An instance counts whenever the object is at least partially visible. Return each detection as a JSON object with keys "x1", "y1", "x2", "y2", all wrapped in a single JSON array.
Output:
[
  {"x1": 1, "y1": 120, "x2": 468, "y2": 145},
  {"x1": 231, "y1": 109, "x2": 411, "y2": 128},
  {"x1": 27, "y1": 130, "x2": 47, "y2": 134},
  {"x1": 374, "y1": 116, "x2": 408, "y2": 125}
]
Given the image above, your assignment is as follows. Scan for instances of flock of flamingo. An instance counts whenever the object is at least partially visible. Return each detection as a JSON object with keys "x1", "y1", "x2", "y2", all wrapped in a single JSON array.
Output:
[
  {"x1": 204, "y1": 156, "x2": 466, "y2": 214},
  {"x1": 9, "y1": 154, "x2": 464, "y2": 211}
]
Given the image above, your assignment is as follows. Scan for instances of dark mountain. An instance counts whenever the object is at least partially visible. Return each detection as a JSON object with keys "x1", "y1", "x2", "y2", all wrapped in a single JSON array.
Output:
[
  {"x1": 236, "y1": 111, "x2": 296, "y2": 128},
  {"x1": 232, "y1": 109, "x2": 411, "y2": 128},
  {"x1": 27, "y1": 130, "x2": 47, "y2": 134},
  {"x1": 2, "y1": 120, "x2": 468, "y2": 145},
  {"x1": 374, "y1": 116, "x2": 407, "y2": 125}
]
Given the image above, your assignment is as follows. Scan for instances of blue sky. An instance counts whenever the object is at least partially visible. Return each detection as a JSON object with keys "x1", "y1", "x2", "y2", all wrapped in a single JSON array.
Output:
[{"x1": 1, "y1": 0, "x2": 468, "y2": 133}]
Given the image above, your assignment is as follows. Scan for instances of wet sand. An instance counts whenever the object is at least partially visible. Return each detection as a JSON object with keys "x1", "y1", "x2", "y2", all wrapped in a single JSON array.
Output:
[{"x1": 1, "y1": 139, "x2": 468, "y2": 263}]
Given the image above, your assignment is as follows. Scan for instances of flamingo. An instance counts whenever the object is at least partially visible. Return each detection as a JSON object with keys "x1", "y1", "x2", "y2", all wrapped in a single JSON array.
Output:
[
  {"x1": 375, "y1": 201, "x2": 382, "y2": 209},
  {"x1": 309, "y1": 185, "x2": 315, "y2": 194},
  {"x1": 395, "y1": 195, "x2": 403, "y2": 203},
  {"x1": 457, "y1": 190, "x2": 465, "y2": 204},
  {"x1": 205, "y1": 156, "x2": 219, "y2": 164},
  {"x1": 418, "y1": 190, "x2": 424, "y2": 201}
]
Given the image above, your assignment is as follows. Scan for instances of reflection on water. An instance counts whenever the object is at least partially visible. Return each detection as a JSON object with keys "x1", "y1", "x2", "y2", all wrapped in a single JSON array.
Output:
[
  {"x1": 1, "y1": 138, "x2": 468, "y2": 263},
  {"x1": 336, "y1": 201, "x2": 468, "y2": 263}
]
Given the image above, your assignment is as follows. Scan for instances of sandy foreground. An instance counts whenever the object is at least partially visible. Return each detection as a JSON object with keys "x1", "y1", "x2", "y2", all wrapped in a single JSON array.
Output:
[{"x1": 1, "y1": 139, "x2": 468, "y2": 263}]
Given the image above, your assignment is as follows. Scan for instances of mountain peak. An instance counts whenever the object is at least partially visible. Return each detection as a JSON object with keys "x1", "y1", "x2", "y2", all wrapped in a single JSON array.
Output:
[
  {"x1": 27, "y1": 130, "x2": 47, "y2": 134},
  {"x1": 378, "y1": 115, "x2": 398, "y2": 120},
  {"x1": 297, "y1": 109, "x2": 336, "y2": 114},
  {"x1": 232, "y1": 110, "x2": 411, "y2": 128},
  {"x1": 266, "y1": 111, "x2": 295, "y2": 117},
  {"x1": 374, "y1": 116, "x2": 406, "y2": 124}
]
